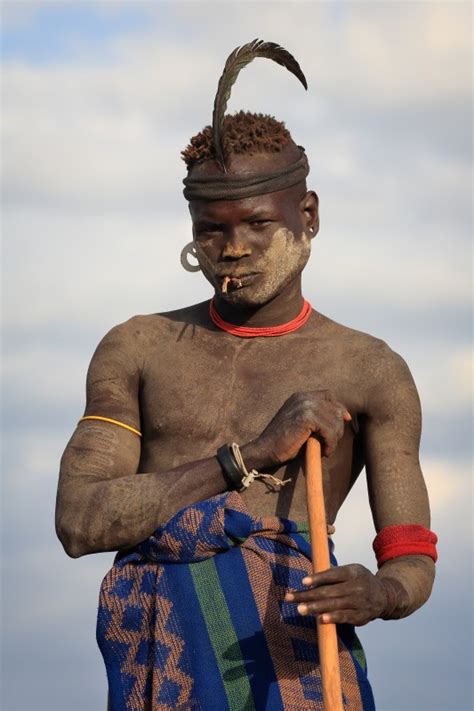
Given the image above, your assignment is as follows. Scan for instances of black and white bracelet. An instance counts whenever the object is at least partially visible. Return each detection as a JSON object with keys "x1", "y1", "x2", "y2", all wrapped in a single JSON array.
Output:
[
  {"x1": 216, "y1": 443, "x2": 244, "y2": 490},
  {"x1": 217, "y1": 443, "x2": 292, "y2": 492}
]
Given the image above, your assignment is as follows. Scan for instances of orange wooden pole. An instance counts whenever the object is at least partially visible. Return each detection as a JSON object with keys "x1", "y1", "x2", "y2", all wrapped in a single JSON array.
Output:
[{"x1": 305, "y1": 436, "x2": 344, "y2": 711}]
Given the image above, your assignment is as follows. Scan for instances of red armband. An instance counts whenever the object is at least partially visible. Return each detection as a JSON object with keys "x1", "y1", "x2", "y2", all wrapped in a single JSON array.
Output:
[{"x1": 373, "y1": 524, "x2": 438, "y2": 568}]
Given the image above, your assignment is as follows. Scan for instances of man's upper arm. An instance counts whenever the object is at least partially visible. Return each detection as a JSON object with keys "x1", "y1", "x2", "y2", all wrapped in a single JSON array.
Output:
[
  {"x1": 362, "y1": 340, "x2": 431, "y2": 531},
  {"x1": 59, "y1": 320, "x2": 142, "y2": 485}
]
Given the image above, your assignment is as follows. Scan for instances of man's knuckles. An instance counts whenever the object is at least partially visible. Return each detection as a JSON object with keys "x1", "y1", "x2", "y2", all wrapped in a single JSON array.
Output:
[
  {"x1": 345, "y1": 563, "x2": 369, "y2": 578},
  {"x1": 265, "y1": 391, "x2": 351, "y2": 462},
  {"x1": 286, "y1": 392, "x2": 348, "y2": 427},
  {"x1": 288, "y1": 580, "x2": 355, "y2": 602},
  {"x1": 318, "y1": 389, "x2": 335, "y2": 402},
  {"x1": 288, "y1": 389, "x2": 338, "y2": 408}
]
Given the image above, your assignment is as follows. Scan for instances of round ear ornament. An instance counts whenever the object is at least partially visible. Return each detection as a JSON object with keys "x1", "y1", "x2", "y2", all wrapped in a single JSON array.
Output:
[{"x1": 180, "y1": 242, "x2": 201, "y2": 272}]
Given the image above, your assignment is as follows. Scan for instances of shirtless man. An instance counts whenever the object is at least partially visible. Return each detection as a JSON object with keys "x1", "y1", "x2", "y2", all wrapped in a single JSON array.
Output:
[{"x1": 56, "y1": 44, "x2": 436, "y2": 710}]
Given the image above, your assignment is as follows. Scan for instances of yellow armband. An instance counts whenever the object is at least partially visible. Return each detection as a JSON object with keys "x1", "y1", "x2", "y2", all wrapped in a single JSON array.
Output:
[{"x1": 78, "y1": 415, "x2": 142, "y2": 438}]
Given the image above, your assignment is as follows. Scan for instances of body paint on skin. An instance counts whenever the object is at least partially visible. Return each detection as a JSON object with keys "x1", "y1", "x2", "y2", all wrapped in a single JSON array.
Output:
[
  {"x1": 195, "y1": 228, "x2": 311, "y2": 306},
  {"x1": 69, "y1": 424, "x2": 118, "y2": 476}
]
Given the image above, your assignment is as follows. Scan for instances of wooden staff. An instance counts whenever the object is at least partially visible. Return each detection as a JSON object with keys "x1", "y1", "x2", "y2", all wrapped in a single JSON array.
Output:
[{"x1": 305, "y1": 436, "x2": 344, "y2": 711}]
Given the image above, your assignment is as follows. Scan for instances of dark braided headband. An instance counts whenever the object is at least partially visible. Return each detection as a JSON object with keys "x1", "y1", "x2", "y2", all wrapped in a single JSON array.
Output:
[{"x1": 183, "y1": 149, "x2": 309, "y2": 202}]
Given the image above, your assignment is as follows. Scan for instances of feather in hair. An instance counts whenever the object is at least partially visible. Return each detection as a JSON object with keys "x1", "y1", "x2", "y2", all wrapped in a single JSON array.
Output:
[{"x1": 212, "y1": 39, "x2": 308, "y2": 172}]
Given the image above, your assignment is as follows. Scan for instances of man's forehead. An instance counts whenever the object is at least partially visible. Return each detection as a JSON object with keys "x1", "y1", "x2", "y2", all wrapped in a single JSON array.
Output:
[{"x1": 189, "y1": 189, "x2": 292, "y2": 219}]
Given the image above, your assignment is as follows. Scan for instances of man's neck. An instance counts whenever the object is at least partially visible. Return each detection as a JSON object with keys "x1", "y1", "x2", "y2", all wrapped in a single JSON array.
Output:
[{"x1": 213, "y1": 278, "x2": 304, "y2": 328}]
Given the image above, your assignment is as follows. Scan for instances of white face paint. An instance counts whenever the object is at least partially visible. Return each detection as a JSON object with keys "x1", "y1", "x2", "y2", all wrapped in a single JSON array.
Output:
[{"x1": 195, "y1": 227, "x2": 311, "y2": 306}]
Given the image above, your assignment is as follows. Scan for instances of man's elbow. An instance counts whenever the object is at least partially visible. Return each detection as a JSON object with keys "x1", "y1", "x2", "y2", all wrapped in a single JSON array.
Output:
[
  {"x1": 55, "y1": 505, "x2": 118, "y2": 557},
  {"x1": 55, "y1": 494, "x2": 104, "y2": 557},
  {"x1": 55, "y1": 480, "x2": 104, "y2": 557},
  {"x1": 55, "y1": 516, "x2": 89, "y2": 558}
]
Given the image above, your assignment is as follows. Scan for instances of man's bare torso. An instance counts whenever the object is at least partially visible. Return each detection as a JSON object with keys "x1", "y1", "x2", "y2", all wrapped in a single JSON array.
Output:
[
  {"x1": 57, "y1": 295, "x2": 434, "y2": 624},
  {"x1": 135, "y1": 301, "x2": 382, "y2": 524}
]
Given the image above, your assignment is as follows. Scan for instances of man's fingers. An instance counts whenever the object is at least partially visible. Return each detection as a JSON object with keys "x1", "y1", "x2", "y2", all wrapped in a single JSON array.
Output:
[
  {"x1": 301, "y1": 568, "x2": 350, "y2": 587},
  {"x1": 285, "y1": 580, "x2": 355, "y2": 603},
  {"x1": 317, "y1": 427, "x2": 334, "y2": 456},
  {"x1": 296, "y1": 597, "x2": 355, "y2": 616},
  {"x1": 302, "y1": 563, "x2": 365, "y2": 587},
  {"x1": 333, "y1": 402, "x2": 351, "y2": 423},
  {"x1": 318, "y1": 610, "x2": 361, "y2": 625}
]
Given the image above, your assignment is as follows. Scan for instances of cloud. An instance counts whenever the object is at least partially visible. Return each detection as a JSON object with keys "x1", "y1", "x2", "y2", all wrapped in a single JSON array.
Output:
[
  {"x1": 1, "y1": 4, "x2": 472, "y2": 710},
  {"x1": 412, "y1": 346, "x2": 473, "y2": 412},
  {"x1": 2, "y1": 2, "x2": 471, "y2": 211}
]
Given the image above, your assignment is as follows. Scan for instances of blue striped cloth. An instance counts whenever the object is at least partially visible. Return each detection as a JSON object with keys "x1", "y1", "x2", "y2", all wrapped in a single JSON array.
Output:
[{"x1": 97, "y1": 491, "x2": 375, "y2": 710}]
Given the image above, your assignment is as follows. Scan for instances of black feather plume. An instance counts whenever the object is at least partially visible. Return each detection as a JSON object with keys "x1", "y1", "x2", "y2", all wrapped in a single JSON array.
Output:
[{"x1": 212, "y1": 39, "x2": 308, "y2": 171}]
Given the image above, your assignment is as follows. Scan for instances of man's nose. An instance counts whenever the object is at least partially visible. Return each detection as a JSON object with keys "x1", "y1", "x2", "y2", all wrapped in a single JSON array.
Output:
[{"x1": 221, "y1": 229, "x2": 252, "y2": 259}]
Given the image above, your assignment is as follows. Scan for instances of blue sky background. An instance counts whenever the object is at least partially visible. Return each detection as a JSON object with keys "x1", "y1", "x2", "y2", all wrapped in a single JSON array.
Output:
[{"x1": 1, "y1": 2, "x2": 472, "y2": 710}]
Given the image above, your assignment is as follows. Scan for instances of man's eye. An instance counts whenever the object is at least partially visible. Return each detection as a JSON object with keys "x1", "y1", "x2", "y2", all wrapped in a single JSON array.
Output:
[
  {"x1": 199, "y1": 224, "x2": 223, "y2": 234},
  {"x1": 250, "y1": 219, "x2": 271, "y2": 227}
]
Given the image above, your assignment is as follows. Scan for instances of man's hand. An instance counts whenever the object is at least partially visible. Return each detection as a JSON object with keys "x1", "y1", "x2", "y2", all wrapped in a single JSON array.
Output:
[
  {"x1": 284, "y1": 564, "x2": 387, "y2": 626},
  {"x1": 250, "y1": 390, "x2": 351, "y2": 466}
]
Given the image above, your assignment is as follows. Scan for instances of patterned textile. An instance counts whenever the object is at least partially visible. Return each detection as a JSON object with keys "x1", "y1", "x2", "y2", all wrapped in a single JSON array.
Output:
[{"x1": 97, "y1": 492, "x2": 375, "y2": 710}]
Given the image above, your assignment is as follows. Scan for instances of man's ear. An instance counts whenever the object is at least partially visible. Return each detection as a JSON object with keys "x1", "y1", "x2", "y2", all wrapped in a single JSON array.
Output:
[{"x1": 301, "y1": 191, "x2": 319, "y2": 237}]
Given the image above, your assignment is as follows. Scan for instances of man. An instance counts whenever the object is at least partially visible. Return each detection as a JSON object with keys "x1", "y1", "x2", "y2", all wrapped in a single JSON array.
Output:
[{"x1": 56, "y1": 41, "x2": 437, "y2": 710}]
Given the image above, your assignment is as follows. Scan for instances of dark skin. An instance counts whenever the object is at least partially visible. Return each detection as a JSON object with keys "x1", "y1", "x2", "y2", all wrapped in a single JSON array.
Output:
[{"x1": 56, "y1": 146, "x2": 435, "y2": 627}]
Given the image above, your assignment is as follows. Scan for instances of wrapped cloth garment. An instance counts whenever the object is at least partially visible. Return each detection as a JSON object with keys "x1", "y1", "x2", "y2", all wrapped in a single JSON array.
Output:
[{"x1": 97, "y1": 491, "x2": 375, "y2": 710}]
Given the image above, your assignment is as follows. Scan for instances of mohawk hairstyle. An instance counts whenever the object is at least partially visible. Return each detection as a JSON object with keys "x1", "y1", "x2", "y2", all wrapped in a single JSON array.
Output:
[{"x1": 181, "y1": 111, "x2": 294, "y2": 171}]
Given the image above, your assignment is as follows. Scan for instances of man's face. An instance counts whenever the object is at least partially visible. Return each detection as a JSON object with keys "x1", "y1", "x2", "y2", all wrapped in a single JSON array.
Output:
[{"x1": 188, "y1": 150, "x2": 318, "y2": 306}]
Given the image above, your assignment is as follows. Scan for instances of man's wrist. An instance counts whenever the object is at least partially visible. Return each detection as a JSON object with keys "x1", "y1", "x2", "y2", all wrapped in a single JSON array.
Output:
[
  {"x1": 216, "y1": 441, "x2": 268, "y2": 490},
  {"x1": 239, "y1": 440, "x2": 269, "y2": 472},
  {"x1": 377, "y1": 575, "x2": 408, "y2": 620}
]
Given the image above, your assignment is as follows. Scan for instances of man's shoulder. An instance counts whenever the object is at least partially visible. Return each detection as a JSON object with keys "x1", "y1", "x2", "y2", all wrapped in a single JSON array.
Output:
[
  {"x1": 316, "y1": 311, "x2": 387, "y2": 351},
  {"x1": 97, "y1": 301, "x2": 211, "y2": 349},
  {"x1": 315, "y1": 311, "x2": 407, "y2": 373},
  {"x1": 156, "y1": 300, "x2": 211, "y2": 327}
]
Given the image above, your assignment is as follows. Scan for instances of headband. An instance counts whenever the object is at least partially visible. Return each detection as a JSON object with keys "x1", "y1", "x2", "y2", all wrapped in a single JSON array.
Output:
[
  {"x1": 183, "y1": 39, "x2": 309, "y2": 202},
  {"x1": 183, "y1": 149, "x2": 309, "y2": 202}
]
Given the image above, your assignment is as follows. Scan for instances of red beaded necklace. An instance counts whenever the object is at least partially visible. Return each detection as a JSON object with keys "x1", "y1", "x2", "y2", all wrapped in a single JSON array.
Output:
[{"x1": 209, "y1": 298, "x2": 312, "y2": 338}]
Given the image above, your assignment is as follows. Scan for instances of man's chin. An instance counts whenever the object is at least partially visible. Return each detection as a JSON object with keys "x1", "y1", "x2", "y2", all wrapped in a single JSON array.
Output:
[{"x1": 214, "y1": 285, "x2": 274, "y2": 308}]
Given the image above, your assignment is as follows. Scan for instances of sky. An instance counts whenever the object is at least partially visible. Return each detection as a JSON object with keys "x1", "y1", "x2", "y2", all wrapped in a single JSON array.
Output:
[{"x1": 1, "y1": 1, "x2": 472, "y2": 710}]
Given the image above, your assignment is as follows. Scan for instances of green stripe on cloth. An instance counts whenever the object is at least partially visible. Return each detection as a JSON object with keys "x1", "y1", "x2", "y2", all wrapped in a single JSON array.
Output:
[
  {"x1": 190, "y1": 557, "x2": 256, "y2": 711},
  {"x1": 351, "y1": 635, "x2": 368, "y2": 673}
]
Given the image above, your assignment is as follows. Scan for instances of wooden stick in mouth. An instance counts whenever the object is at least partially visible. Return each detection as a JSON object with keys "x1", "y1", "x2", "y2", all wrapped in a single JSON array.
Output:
[
  {"x1": 221, "y1": 276, "x2": 231, "y2": 294},
  {"x1": 221, "y1": 276, "x2": 243, "y2": 294}
]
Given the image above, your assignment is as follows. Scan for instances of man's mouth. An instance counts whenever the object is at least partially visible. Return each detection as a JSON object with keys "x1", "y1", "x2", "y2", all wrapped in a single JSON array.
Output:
[{"x1": 219, "y1": 273, "x2": 260, "y2": 294}]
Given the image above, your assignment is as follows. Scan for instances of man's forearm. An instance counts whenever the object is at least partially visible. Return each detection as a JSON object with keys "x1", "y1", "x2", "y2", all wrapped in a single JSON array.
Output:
[
  {"x1": 56, "y1": 456, "x2": 229, "y2": 557},
  {"x1": 376, "y1": 555, "x2": 436, "y2": 619},
  {"x1": 56, "y1": 441, "x2": 264, "y2": 558}
]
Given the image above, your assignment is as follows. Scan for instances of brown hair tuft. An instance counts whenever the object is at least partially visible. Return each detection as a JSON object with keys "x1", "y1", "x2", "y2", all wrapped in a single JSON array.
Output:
[{"x1": 181, "y1": 111, "x2": 294, "y2": 170}]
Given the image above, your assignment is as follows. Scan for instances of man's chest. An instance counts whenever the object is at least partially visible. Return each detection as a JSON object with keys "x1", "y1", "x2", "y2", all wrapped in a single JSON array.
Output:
[{"x1": 139, "y1": 330, "x2": 366, "y2": 449}]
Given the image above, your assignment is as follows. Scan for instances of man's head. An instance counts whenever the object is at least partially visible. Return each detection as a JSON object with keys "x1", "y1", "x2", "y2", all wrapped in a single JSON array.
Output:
[{"x1": 182, "y1": 112, "x2": 319, "y2": 306}]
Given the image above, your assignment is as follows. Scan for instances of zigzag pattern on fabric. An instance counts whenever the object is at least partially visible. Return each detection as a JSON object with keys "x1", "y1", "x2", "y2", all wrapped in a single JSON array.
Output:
[{"x1": 97, "y1": 491, "x2": 375, "y2": 710}]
